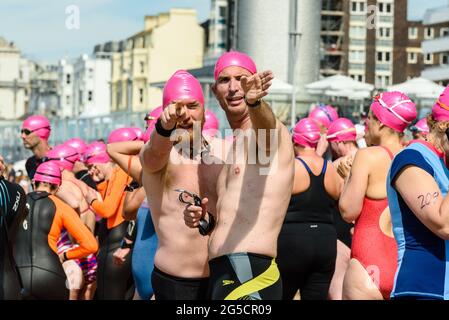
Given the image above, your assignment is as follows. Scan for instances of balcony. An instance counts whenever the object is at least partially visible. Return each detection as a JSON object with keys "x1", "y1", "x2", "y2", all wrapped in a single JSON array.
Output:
[
  {"x1": 422, "y1": 36, "x2": 449, "y2": 54},
  {"x1": 321, "y1": 10, "x2": 344, "y2": 16},
  {"x1": 349, "y1": 63, "x2": 365, "y2": 70},
  {"x1": 376, "y1": 40, "x2": 393, "y2": 48},
  {"x1": 321, "y1": 30, "x2": 344, "y2": 36},
  {"x1": 375, "y1": 63, "x2": 392, "y2": 71},
  {"x1": 422, "y1": 65, "x2": 449, "y2": 81}
]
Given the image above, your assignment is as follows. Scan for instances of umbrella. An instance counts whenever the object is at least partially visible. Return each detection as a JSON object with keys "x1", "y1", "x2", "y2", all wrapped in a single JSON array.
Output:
[{"x1": 388, "y1": 77, "x2": 444, "y2": 100}]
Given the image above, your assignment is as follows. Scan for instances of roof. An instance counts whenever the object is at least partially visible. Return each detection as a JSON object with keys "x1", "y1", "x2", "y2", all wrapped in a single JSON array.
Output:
[{"x1": 423, "y1": 6, "x2": 449, "y2": 25}]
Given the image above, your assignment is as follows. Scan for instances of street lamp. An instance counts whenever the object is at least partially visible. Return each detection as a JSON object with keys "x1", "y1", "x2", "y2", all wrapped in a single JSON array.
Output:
[
  {"x1": 289, "y1": 0, "x2": 301, "y2": 129},
  {"x1": 290, "y1": 31, "x2": 301, "y2": 129}
]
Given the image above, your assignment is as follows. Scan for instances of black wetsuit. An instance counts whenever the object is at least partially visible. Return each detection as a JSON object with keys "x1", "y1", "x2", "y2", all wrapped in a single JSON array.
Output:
[
  {"x1": 14, "y1": 192, "x2": 69, "y2": 300},
  {"x1": 95, "y1": 219, "x2": 134, "y2": 300},
  {"x1": 277, "y1": 158, "x2": 337, "y2": 300},
  {"x1": 75, "y1": 170, "x2": 97, "y2": 191},
  {"x1": 0, "y1": 177, "x2": 27, "y2": 300},
  {"x1": 25, "y1": 156, "x2": 43, "y2": 180}
]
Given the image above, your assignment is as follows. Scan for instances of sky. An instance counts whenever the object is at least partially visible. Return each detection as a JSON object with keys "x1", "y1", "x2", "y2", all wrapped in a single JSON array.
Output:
[{"x1": 0, "y1": 0, "x2": 447, "y2": 63}]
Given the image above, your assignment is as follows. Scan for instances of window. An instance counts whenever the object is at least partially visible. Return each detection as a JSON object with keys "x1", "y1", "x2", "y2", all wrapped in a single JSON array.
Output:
[
  {"x1": 408, "y1": 27, "x2": 418, "y2": 39},
  {"x1": 378, "y1": 27, "x2": 392, "y2": 39},
  {"x1": 219, "y1": 6, "x2": 227, "y2": 19},
  {"x1": 88, "y1": 91, "x2": 93, "y2": 102},
  {"x1": 351, "y1": 1, "x2": 366, "y2": 13},
  {"x1": 378, "y1": 2, "x2": 392, "y2": 14},
  {"x1": 425, "y1": 27, "x2": 434, "y2": 39},
  {"x1": 441, "y1": 53, "x2": 449, "y2": 65},
  {"x1": 350, "y1": 26, "x2": 366, "y2": 38},
  {"x1": 408, "y1": 52, "x2": 417, "y2": 64},
  {"x1": 375, "y1": 75, "x2": 391, "y2": 88},
  {"x1": 79, "y1": 90, "x2": 83, "y2": 104},
  {"x1": 424, "y1": 53, "x2": 433, "y2": 64},
  {"x1": 349, "y1": 50, "x2": 365, "y2": 62},
  {"x1": 377, "y1": 51, "x2": 391, "y2": 63},
  {"x1": 139, "y1": 88, "x2": 144, "y2": 104},
  {"x1": 441, "y1": 28, "x2": 449, "y2": 37},
  {"x1": 140, "y1": 61, "x2": 145, "y2": 74},
  {"x1": 66, "y1": 95, "x2": 70, "y2": 105},
  {"x1": 351, "y1": 74, "x2": 365, "y2": 82},
  {"x1": 66, "y1": 74, "x2": 71, "y2": 85}
]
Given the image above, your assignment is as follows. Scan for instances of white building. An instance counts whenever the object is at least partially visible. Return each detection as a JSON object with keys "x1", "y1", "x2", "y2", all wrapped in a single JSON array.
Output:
[
  {"x1": 28, "y1": 63, "x2": 59, "y2": 117},
  {"x1": 72, "y1": 53, "x2": 111, "y2": 117},
  {"x1": 235, "y1": 0, "x2": 322, "y2": 117},
  {"x1": 204, "y1": 0, "x2": 229, "y2": 66},
  {"x1": 421, "y1": 6, "x2": 449, "y2": 85},
  {"x1": 0, "y1": 37, "x2": 30, "y2": 119},
  {"x1": 58, "y1": 59, "x2": 74, "y2": 118}
]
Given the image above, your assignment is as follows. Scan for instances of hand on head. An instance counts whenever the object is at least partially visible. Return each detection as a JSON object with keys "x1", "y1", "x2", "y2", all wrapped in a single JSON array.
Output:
[{"x1": 241, "y1": 71, "x2": 274, "y2": 105}]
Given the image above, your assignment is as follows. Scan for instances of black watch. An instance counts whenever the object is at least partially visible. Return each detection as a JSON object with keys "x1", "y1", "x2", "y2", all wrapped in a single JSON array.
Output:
[
  {"x1": 244, "y1": 96, "x2": 261, "y2": 108},
  {"x1": 120, "y1": 240, "x2": 134, "y2": 249}
]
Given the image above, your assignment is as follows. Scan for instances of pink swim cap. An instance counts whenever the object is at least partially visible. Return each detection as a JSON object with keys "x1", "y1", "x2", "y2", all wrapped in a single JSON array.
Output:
[
  {"x1": 22, "y1": 115, "x2": 51, "y2": 140},
  {"x1": 214, "y1": 51, "x2": 257, "y2": 80},
  {"x1": 145, "y1": 106, "x2": 163, "y2": 127},
  {"x1": 34, "y1": 161, "x2": 61, "y2": 186},
  {"x1": 130, "y1": 127, "x2": 144, "y2": 141},
  {"x1": 292, "y1": 118, "x2": 322, "y2": 148},
  {"x1": 327, "y1": 118, "x2": 357, "y2": 142},
  {"x1": 412, "y1": 118, "x2": 430, "y2": 135},
  {"x1": 308, "y1": 105, "x2": 339, "y2": 129},
  {"x1": 370, "y1": 91, "x2": 417, "y2": 133},
  {"x1": 162, "y1": 70, "x2": 204, "y2": 108},
  {"x1": 107, "y1": 128, "x2": 138, "y2": 144},
  {"x1": 45, "y1": 144, "x2": 80, "y2": 172},
  {"x1": 432, "y1": 85, "x2": 449, "y2": 122},
  {"x1": 84, "y1": 141, "x2": 110, "y2": 165},
  {"x1": 64, "y1": 138, "x2": 88, "y2": 157},
  {"x1": 203, "y1": 110, "x2": 219, "y2": 137}
]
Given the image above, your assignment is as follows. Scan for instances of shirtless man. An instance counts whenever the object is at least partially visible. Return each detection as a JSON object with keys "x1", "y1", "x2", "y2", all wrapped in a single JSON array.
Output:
[
  {"x1": 140, "y1": 70, "x2": 223, "y2": 300},
  {"x1": 184, "y1": 51, "x2": 295, "y2": 300},
  {"x1": 21, "y1": 115, "x2": 52, "y2": 180}
]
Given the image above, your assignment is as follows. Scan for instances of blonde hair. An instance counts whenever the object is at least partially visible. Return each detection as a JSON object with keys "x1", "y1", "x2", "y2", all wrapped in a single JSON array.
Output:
[{"x1": 426, "y1": 113, "x2": 448, "y2": 134}]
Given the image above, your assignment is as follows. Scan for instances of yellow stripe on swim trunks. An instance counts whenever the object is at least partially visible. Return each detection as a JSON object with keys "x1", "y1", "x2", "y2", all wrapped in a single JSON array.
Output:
[{"x1": 224, "y1": 259, "x2": 280, "y2": 300}]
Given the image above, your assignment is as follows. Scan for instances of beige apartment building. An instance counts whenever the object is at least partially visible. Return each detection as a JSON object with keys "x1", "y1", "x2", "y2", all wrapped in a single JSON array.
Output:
[
  {"x1": 111, "y1": 8, "x2": 204, "y2": 112},
  {"x1": 0, "y1": 37, "x2": 30, "y2": 120}
]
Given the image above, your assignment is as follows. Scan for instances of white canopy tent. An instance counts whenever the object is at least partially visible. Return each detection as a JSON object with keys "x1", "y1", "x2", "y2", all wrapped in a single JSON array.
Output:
[
  {"x1": 306, "y1": 74, "x2": 374, "y2": 98},
  {"x1": 387, "y1": 77, "x2": 444, "y2": 106}
]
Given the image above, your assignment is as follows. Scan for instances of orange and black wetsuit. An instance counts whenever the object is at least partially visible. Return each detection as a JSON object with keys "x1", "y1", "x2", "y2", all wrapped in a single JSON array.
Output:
[
  {"x1": 14, "y1": 192, "x2": 98, "y2": 300},
  {"x1": 92, "y1": 166, "x2": 134, "y2": 300},
  {"x1": 1, "y1": 177, "x2": 27, "y2": 300}
]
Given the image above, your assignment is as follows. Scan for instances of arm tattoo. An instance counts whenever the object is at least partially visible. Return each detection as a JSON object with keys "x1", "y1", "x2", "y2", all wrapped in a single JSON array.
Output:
[{"x1": 417, "y1": 192, "x2": 439, "y2": 210}]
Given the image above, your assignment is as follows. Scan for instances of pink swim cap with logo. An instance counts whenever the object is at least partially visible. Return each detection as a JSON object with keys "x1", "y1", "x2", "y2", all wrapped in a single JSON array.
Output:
[
  {"x1": 64, "y1": 138, "x2": 88, "y2": 156},
  {"x1": 45, "y1": 144, "x2": 80, "y2": 172},
  {"x1": 22, "y1": 115, "x2": 51, "y2": 140},
  {"x1": 370, "y1": 91, "x2": 417, "y2": 133},
  {"x1": 292, "y1": 118, "x2": 322, "y2": 148},
  {"x1": 214, "y1": 51, "x2": 257, "y2": 80},
  {"x1": 203, "y1": 110, "x2": 219, "y2": 137},
  {"x1": 34, "y1": 161, "x2": 62, "y2": 186},
  {"x1": 308, "y1": 105, "x2": 339, "y2": 129},
  {"x1": 327, "y1": 118, "x2": 357, "y2": 142},
  {"x1": 107, "y1": 128, "x2": 138, "y2": 144},
  {"x1": 84, "y1": 141, "x2": 110, "y2": 165},
  {"x1": 162, "y1": 71, "x2": 204, "y2": 108},
  {"x1": 130, "y1": 128, "x2": 144, "y2": 141},
  {"x1": 413, "y1": 118, "x2": 429, "y2": 135},
  {"x1": 432, "y1": 85, "x2": 449, "y2": 122}
]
